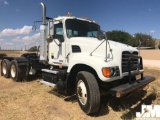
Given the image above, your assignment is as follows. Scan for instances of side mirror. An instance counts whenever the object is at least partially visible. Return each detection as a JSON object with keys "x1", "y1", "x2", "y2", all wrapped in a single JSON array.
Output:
[
  {"x1": 52, "y1": 35, "x2": 64, "y2": 46},
  {"x1": 53, "y1": 34, "x2": 64, "y2": 43},
  {"x1": 98, "y1": 34, "x2": 105, "y2": 40},
  {"x1": 58, "y1": 38, "x2": 64, "y2": 43},
  {"x1": 97, "y1": 30, "x2": 106, "y2": 40},
  {"x1": 46, "y1": 35, "x2": 53, "y2": 42},
  {"x1": 47, "y1": 21, "x2": 54, "y2": 42},
  {"x1": 47, "y1": 21, "x2": 54, "y2": 37}
]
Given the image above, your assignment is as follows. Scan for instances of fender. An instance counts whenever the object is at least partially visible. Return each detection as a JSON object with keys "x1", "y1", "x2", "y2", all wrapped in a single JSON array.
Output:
[{"x1": 67, "y1": 54, "x2": 120, "y2": 81}]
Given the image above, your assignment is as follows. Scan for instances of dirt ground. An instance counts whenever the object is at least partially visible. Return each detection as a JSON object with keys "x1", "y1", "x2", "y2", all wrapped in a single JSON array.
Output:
[
  {"x1": 140, "y1": 50, "x2": 160, "y2": 60},
  {"x1": 0, "y1": 51, "x2": 160, "y2": 120}
]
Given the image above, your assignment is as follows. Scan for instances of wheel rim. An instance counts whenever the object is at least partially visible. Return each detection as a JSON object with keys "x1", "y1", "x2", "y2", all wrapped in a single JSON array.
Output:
[
  {"x1": 77, "y1": 80, "x2": 87, "y2": 105},
  {"x1": 11, "y1": 64, "x2": 16, "y2": 78},
  {"x1": 2, "y1": 62, "x2": 7, "y2": 75}
]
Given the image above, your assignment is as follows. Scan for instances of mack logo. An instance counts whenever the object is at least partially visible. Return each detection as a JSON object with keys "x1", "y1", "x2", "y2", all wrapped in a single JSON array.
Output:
[{"x1": 136, "y1": 105, "x2": 160, "y2": 120}]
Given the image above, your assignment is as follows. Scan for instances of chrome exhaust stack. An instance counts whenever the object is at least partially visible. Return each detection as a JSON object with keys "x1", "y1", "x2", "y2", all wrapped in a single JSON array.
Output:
[
  {"x1": 40, "y1": 2, "x2": 46, "y2": 25},
  {"x1": 40, "y1": 2, "x2": 47, "y2": 62}
]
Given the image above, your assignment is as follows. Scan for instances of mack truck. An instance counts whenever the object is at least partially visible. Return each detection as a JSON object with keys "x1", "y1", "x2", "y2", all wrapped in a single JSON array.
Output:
[{"x1": 1, "y1": 2, "x2": 155, "y2": 114}]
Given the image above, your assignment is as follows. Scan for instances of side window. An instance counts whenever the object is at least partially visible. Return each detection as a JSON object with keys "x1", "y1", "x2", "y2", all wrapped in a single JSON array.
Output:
[{"x1": 54, "y1": 23, "x2": 64, "y2": 42}]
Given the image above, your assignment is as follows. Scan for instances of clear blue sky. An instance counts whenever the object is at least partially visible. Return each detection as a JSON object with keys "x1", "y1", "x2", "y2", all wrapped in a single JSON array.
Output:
[{"x1": 0, "y1": 0, "x2": 160, "y2": 49}]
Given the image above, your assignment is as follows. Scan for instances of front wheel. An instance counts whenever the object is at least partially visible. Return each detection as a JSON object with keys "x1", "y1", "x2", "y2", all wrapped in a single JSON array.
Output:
[{"x1": 76, "y1": 71, "x2": 100, "y2": 114}]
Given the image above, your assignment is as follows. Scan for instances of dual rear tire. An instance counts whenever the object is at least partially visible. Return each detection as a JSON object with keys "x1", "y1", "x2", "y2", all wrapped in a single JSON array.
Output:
[
  {"x1": 2, "y1": 59, "x2": 23, "y2": 82},
  {"x1": 1, "y1": 59, "x2": 10, "y2": 78}
]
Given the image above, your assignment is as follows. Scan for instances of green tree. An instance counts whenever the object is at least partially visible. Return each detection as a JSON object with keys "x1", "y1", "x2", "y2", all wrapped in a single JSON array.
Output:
[
  {"x1": 106, "y1": 30, "x2": 137, "y2": 46},
  {"x1": 134, "y1": 33, "x2": 155, "y2": 47},
  {"x1": 28, "y1": 46, "x2": 37, "y2": 51}
]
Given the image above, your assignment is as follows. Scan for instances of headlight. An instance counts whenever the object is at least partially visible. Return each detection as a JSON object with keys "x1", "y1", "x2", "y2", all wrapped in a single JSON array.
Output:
[{"x1": 102, "y1": 66, "x2": 120, "y2": 78}]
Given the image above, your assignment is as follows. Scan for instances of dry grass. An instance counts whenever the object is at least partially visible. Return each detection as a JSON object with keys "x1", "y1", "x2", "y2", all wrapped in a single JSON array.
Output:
[
  {"x1": 0, "y1": 50, "x2": 28, "y2": 57},
  {"x1": 0, "y1": 51, "x2": 160, "y2": 120}
]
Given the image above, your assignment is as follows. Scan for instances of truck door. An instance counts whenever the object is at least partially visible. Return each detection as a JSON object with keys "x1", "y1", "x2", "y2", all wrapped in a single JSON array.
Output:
[{"x1": 48, "y1": 22, "x2": 67, "y2": 66}]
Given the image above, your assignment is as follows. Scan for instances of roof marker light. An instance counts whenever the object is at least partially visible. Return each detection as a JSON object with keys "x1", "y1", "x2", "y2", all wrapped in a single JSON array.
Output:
[
  {"x1": 90, "y1": 18, "x2": 93, "y2": 22},
  {"x1": 66, "y1": 12, "x2": 72, "y2": 17},
  {"x1": 82, "y1": 16, "x2": 85, "y2": 19}
]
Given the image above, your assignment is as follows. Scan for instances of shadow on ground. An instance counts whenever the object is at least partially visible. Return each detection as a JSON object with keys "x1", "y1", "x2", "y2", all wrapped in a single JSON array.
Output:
[
  {"x1": 26, "y1": 74, "x2": 42, "y2": 82},
  {"x1": 49, "y1": 89, "x2": 156, "y2": 119},
  {"x1": 120, "y1": 92, "x2": 156, "y2": 119}
]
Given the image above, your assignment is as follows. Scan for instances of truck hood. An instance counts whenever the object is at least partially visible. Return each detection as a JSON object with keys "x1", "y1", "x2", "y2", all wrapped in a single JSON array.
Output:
[{"x1": 69, "y1": 37, "x2": 138, "y2": 57}]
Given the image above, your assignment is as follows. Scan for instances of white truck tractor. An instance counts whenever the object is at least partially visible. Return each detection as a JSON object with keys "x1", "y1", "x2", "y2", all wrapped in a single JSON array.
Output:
[{"x1": 1, "y1": 2, "x2": 155, "y2": 114}]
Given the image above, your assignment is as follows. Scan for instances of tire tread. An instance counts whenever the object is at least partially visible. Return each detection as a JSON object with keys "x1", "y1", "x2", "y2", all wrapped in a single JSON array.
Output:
[
  {"x1": 76, "y1": 71, "x2": 100, "y2": 114},
  {"x1": 2, "y1": 59, "x2": 11, "y2": 78},
  {"x1": 10, "y1": 60, "x2": 23, "y2": 82}
]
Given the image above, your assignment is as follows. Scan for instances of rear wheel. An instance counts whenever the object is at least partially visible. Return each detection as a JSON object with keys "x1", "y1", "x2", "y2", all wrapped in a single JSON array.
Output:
[
  {"x1": 76, "y1": 71, "x2": 100, "y2": 114},
  {"x1": 2, "y1": 59, "x2": 10, "y2": 78},
  {"x1": 10, "y1": 60, "x2": 22, "y2": 82}
]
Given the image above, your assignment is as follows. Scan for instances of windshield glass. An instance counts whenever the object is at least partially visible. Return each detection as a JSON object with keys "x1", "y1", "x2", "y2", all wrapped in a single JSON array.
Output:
[{"x1": 66, "y1": 19, "x2": 100, "y2": 38}]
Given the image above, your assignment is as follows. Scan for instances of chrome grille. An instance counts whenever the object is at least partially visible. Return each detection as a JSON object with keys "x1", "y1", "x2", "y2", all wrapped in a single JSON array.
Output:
[{"x1": 122, "y1": 51, "x2": 139, "y2": 73}]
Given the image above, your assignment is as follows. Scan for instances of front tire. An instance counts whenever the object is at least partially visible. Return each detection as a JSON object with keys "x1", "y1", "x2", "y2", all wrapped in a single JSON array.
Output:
[
  {"x1": 76, "y1": 71, "x2": 100, "y2": 114},
  {"x1": 1, "y1": 59, "x2": 11, "y2": 78},
  {"x1": 10, "y1": 60, "x2": 22, "y2": 82}
]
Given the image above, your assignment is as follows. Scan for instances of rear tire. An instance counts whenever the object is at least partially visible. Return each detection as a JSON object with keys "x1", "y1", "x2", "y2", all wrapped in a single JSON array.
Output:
[
  {"x1": 76, "y1": 71, "x2": 100, "y2": 114},
  {"x1": 1, "y1": 59, "x2": 10, "y2": 78},
  {"x1": 10, "y1": 60, "x2": 22, "y2": 82}
]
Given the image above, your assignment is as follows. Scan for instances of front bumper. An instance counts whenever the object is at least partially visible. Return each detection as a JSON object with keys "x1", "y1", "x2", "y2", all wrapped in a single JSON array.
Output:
[{"x1": 110, "y1": 76, "x2": 155, "y2": 98}]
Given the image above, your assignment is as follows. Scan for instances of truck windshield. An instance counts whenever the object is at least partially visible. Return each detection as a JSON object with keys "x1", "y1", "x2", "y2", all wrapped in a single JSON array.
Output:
[{"x1": 66, "y1": 19, "x2": 100, "y2": 38}]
